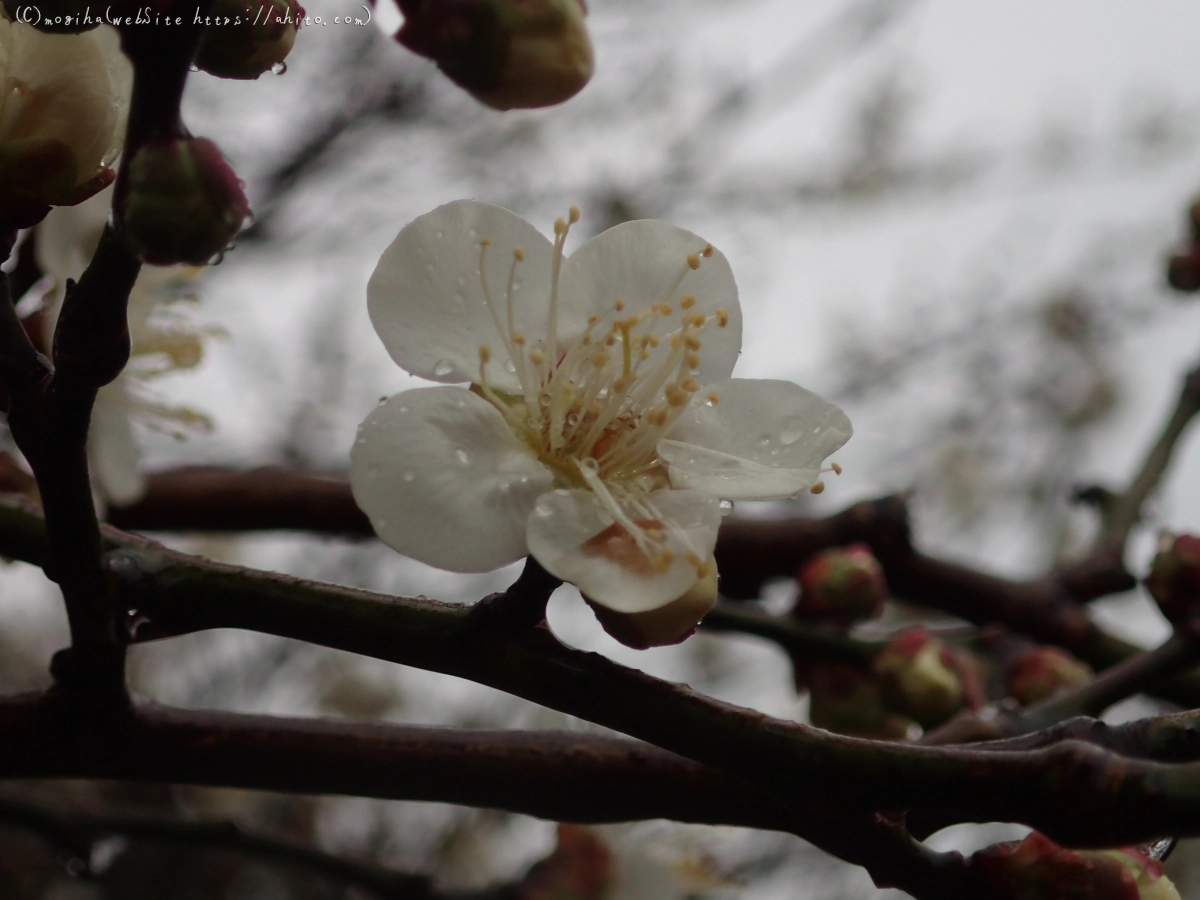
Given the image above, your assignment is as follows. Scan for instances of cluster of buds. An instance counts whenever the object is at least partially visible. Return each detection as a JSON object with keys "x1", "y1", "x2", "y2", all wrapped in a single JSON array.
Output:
[
  {"x1": 872, "y1": 627, "x2": 983, "y2": 728},
  {"x1": 195, "y1": 0, "x2": 304, "y2": 80},
  {"x1": 0, "y1": 16, "x2": 131, "y2": 228},
  {"x1": 119, "y1": 137, "x2": 251, "y2": 266},
  {"x1": 1146, "y1": 533, "x2": 1200, "y2": 630},
  {"x1": 1006, "y1": 645, "x2": 1093, "y2": 706},
  {"x1": 969, "y1": 832, "x2": 1179, "y2": 900},
  {"x1": 794, "y1": 544, "x2": 888, "y2": 625},
  {"x1": 395, "y1": 0, "x2": 593, "y2": 110}
]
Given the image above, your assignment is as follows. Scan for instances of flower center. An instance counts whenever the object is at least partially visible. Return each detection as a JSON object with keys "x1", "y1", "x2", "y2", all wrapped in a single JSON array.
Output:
[{"x1": 472, "y1": 208, "x2": 728, "y2": 577}]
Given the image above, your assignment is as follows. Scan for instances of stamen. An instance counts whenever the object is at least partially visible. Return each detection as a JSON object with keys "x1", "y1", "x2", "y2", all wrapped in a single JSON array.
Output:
[
  {"x1": 686, "y1": 254, "x2": 700, "y2": 270},
  {"x1": 810, "y1": 481, "x2": 826, "y2": 495},
  {"x1": 831, "y1": 462, "x2": 843, "y2": 475},
  {"x1": 679, "y1": 295, "x2": 696, "y2": 310},
  {"x1": 715, "y1": 308, "x2": 729, "y2": 328},
  {"x1": 702, "y1": 243, "x2": 714, "y2": 258},
  {"x1": 706, "y1": 392, "x2": 720, "y2": 406}
]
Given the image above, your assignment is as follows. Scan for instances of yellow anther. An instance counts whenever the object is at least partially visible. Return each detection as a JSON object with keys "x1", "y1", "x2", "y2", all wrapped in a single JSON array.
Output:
[
  {"x1": 478, "y1": 344, "x2": 492, "y2": 364},
  {"x1": 687, "y1": 254, "x2": 701, "y2": 270},
  {"x1": 715, "y1": 308, "x2": 729, "y2": 328},
  {"x1": 640, "y1": 350, "x2": 652, "y2": 361},
  {"x1": 651, "y1": 409, "x2": 669, "y2": 426},
  {"x1": 679, "y1": 294, "x2": 696, "y2": 310},
  {"x1": 810, "y1": 481, "x2": 826, "y2": 495},
  {"x1": 530, "y1": 348, "x2": 546, "y2": 365},
  {"x1": 706, "y1": 392, "x2": 720, "y2": 406},
  {"x1": 592, "y1": 351, "x2": 611, "y2": 367},
  {"x1": 689, "y1": 313, "x2": 707, "y2": 329},
  {"x1": 685, "y1": 551, "x2": 703, "y2": 569},
  {"x1": 568, "y1": 205, "x2": 581, "y2": 224},
  {"x1": 554, "y1": 218, "x2": 568, "y2": 236},
  {"x1": 604, "y1": 334, "x2": 616, "y2": 346},
  {"x1": 654, "y1": 548, "x2": 676, "y2": 572},
  {"x1": 647, "y1": 335, "x2": 660, "y2": 348},
  {"x1": 666, "y1": 385, "x2": 688, "y2": 407},
  {"x1": 695, "y1": 561, "x2": 712, "y2": 579},
  {"x1": 613, "y1": 376, "x2": 630, "y2": 392},
  {"x1": 684, "y1": 334, "x2": 702, "y2": 351},
  {"x1": 480, "y1": 238, "x2": 492, "y2": 247},
  {"x1": 587, "y1": 315, "x2": 599, "y2": 327},
  {"x1": 831, "y1": 462, "x2": 843, "y2": 475},
  {"x1": 702, "y1": 243, "x2": 714, "y2": 258},
  {"x1": 614, "y1": 298, "x2": 625, "y2": 311},
  {"x1": 682, "y1": 377, "x2": 699, "y2": 393},
  {"x1": 512, "y1": 332, "x2": 526, "y2": 345},
  {"x1": 513, "y1": 246, "x2": 525, "y2": 261},
  {"x1": 687, "y1": 352, "x2": 701, "y2": 370},
  {"x1": 669, "y1": 334, "x2": 682, "y2": 349}
]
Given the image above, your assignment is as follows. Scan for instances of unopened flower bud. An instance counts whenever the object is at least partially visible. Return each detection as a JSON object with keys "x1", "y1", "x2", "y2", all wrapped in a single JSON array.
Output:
[
  {"x1": 1146, "y1": 533, "x2": 1200, "y2": 628},
  {"x1": 806, "y1": 661, "x2": 916, "y2": 740},
  {"x1": 194, "y1": 0, "x2": 303, "y2": 80},
  {"x1": 396, "y1": 0, "x2": 593, "y2": 110},
  {"x1": 1007, "y1": 645, "x2": 1092, "y2": 706},
  {"x1": 119, "y1": 137, "x2": 250, "y2": 266},
  {"x1": 969, "y1": 832, "x2": 1179, "y2": 900},
  {"x1": 873, "y1": 628, "x2": 970, "y2": 728},
  {"x1": 794, "y1": 543, "x2": 887, "y2": 624},
  {"x1": 585, "y1": 563, "x2": 717, "y2": 650},
  {"x1": 0, "y1": 17, "x2": 131, "y2": 227}
]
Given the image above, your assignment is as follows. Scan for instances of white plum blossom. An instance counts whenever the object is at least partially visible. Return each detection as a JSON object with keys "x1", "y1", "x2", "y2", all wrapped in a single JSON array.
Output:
[
  {"x1": 352, "y1": 200, "x2": 851, "y2": 647},
  {"x1": 0, "y1": 14, "x2": 132, "y2": 213},
  {"x1": 33, "y1": 186, "x2": 216, "y2": 507}
]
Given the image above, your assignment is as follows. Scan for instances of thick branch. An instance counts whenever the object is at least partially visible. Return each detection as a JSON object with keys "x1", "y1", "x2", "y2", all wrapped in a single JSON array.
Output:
[
  {"x1": 0, "y1": 693, "x2": 790, "y2": 832},
  {"x1": 0, "y1": 791, "x2": 436, "y2": 900}
]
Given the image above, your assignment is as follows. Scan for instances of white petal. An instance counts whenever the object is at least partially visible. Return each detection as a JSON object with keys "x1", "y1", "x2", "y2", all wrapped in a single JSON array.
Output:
[
  {"x1": 658, "y1": 378, "x2": 852, "y2": 500},
  {"x1": 559, "y1": 220, "x2": 742, "y2": 384},
  {"x1": 89, "y1": 382, "x2": 145, "y2": 506},
  {"x1": 526, "y1": 487, "x2": 721, "y2": 614},
  {"x1": 0, "y1": 23, "x2": 130, "y2": 186},
  {"x1": 351, "y1": 386, "x2": 554, "y2": 573},
  {"x1": 367, "y1": 200, "x2": 555, "y2": 391}
]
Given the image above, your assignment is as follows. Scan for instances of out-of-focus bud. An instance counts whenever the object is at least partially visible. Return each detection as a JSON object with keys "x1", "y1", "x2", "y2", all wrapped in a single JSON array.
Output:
[
  {"x1": 517, "y1": 825, "x2": 613, "y2": 900},
  {"x1": 194, "y1": 0, "x2": 303, "y2": 80},
  {"x1": 0, "y1": 17, "x2": 131, "y2": 227},
  {"x1": 119, "y1": 137, "x2": 250, "y2": 266},
  {"x1": 396, "y1": 0, "x2": 593, "y2": 110},
  {"x1": 873, "y1": 627, "x2": 976, "y2": 728},
  {"x1": 806, "y1": 661, "x2": 916, "y2": 740},
  {"x1": 794, "y1": 543, "x2": 887, "y2": 624},
  {"x1": 586, "y1": 562, "x2": 717, "y2": 651},
  {"x1": 1007, "y1": 645, "x2": 1093, "y2": 706},
  {"x1": 969, "y1": 832, "x2": 1179, "y2": 900},
  {"x1": 1146, "y1": 533, "x2": 1200, "y2": 628}
]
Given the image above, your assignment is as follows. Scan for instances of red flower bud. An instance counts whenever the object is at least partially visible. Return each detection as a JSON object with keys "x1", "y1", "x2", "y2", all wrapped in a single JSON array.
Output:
[
  {"x1": 795, "y1": 543, "x2": 887, "y2": 624},
  {"x1": 873, "y1": 628, "x2": 979, "y2": 728},
  {"x1": 194, "y1": 0, "x2": 304, "y2": 80},
  {"x1": 1007, "y1": 646, "x2": 1092, "y2": 706},
  {"x1": 806, "y1": 661, "x2": 916, "y2": 740},
  {"x1": 396, "y1": 0, "x2": 593, "y2": 110},
  {"x1": 969, "y1": 832, "x2": 1178, "y2": 900},
  {"x1": 1146, "y1": 533, "x2": 1200, "y2": 628},
  {"x1": 119, "y1": 137, "x2": 250, "y2": 266}
]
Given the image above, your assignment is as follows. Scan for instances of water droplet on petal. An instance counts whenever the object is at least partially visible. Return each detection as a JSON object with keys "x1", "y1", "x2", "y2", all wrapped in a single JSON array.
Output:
[
  {"x1": 455, "y1": 448, "x2": 470, "y2": 466},
  {"x1": 719, "y1": 499, "x2": 734, "y2": 516},
  {"x1": 398, "y1": 405, "x2": 409, "y2": 413},
  {"x1": 757, "y1": 435, "x2": 771, "y2": 448},
  {"x1": 433, "y1": 359, "x2": 456, "y2": 378},
  {"x1": 189, "y1": 64, "x2": 200, "y2": 72},
  {"x1": 504, "y1": 359, "x2": 516, "y2": 374},
  {"x1": 270, "y1": 61, "x2": 288, "y2": 75},
  {"x1": 402, "y1": 471, "x2": 415, "y2": 482}
]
